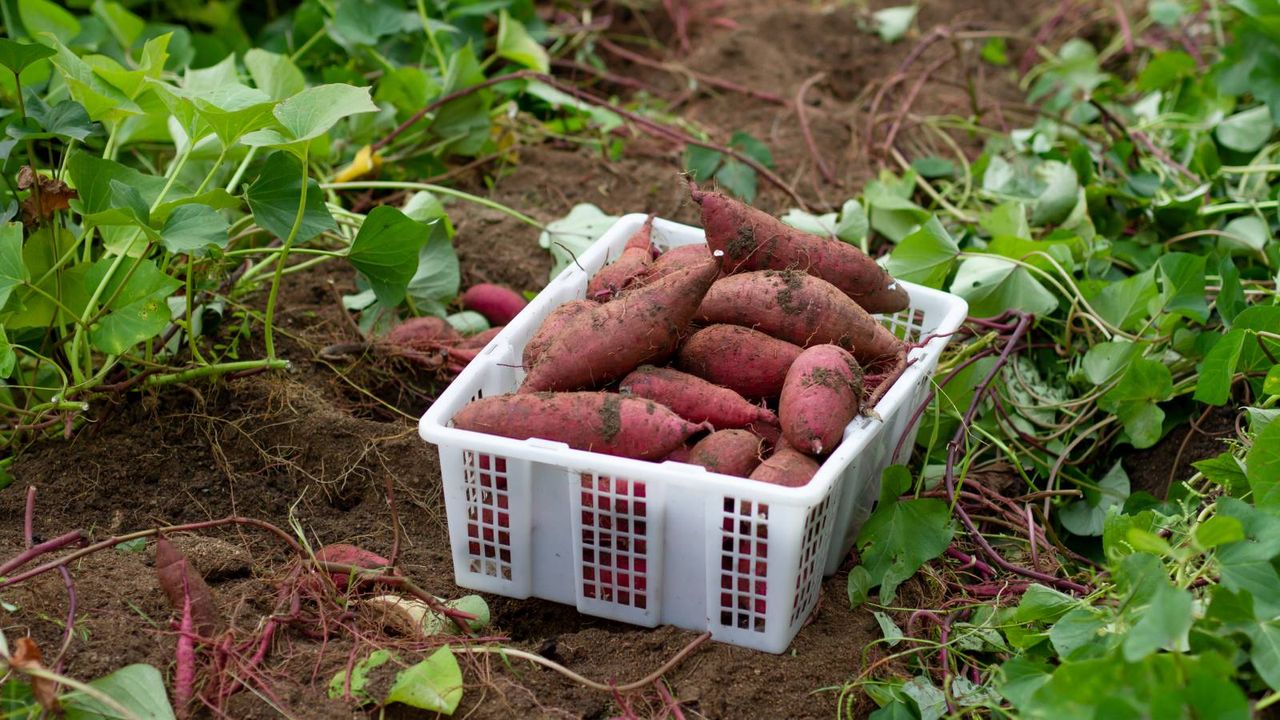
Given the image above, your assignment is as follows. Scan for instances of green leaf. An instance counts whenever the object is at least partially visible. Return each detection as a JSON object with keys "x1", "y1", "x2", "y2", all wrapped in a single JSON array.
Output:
[
  {"x1": 871, "y1": 6, "x2": 918, "y2": 42},
  {"x1": 160, "y1": 205, "x2": 229, "y2": 256},
  {"x1": 1217, "y1": 105, "x2": 1274, "y2": 152},
  {"x1": 1030, "y1": 162, "x2": 1079, "y2": 226},
  {"x1": 981, "y1": 37, "x2": 1009, "y2": 66},
  {"x1": 1097, "y1": 357, "x2": 1173, "y2": 449},
  {"x1": 884, "y1": 216, "x2": 959, "y2": 288},
  {"x1": 402, "y1": 192, "x2": 459, "y2": 317},
  {"x1": 63, "y1": 664, "x2": 175, "y2": 720},
  {"x1": 868, "y1": 700, "x2": 916, "y2": 720},
  {"x1": 910, "y1": 156, "x2": 955, "y2": 178},
  {"x1": 0, "y1": 328, "x2": 15, "y2": 379},
  {"x1": 245, "y1": 84, "x2": 378, "y2": 147},
  {"x1": 19, "y1": 0, "x2": 82, "y2": 45},
  {"x1": 1195, "y1": 329, "x2": 1247, "y2": 405},
  {"x1": 1122, "y1": 580, "x2": 1193, "y2": 661},
  {"x1": 1217, "y1": 498, "x2": 1280, "y2": 617},
  {"x1": 328, "y1": 649, "x2": 393, "y2": 703},
  {"x1": 1194, "y1": 452, "x2": 1249, "y2": 494},
  {"x1": 1220, "y1": 214, "x2": 1270, "y2": 255},
  {"x1": 328, "y1": 0, "x2": 415, "y2": 46},
  {"x1": 108, "y1": 179, "x2": 150, "y2": 226},
  {"x1": 997, "y1": 656, "x2": 1052, "y2": 710},
  {"x1": 1082, "y1": 340, "x2": 1137, "y2": 385},
  {"x1": 348, "y1": 206, "x2": 431, "y2": 308},
  {"x1": 714, "y1": 160, "x2": 757, "y2": 203},
  {"x1": 66, "y1": 151, "x2": 167, "y2": 223},
  {"x1": 496, "y1": 10, "x2": 549, "y2": 72},
  {"x1": 855, "y1": 466, "x2": 955, "y2": 603},
  {"x1": 847, "y1": 566, "x2": 872, "y2": 608},
  {"x1": 243, "y1": 48, "x2": 305, "y2": 100},
  {"x1": 950, "y1": 255, "x2": 1058, "y2": 318},
  {"x1": 19, "y1": 92, "x2": 96, "y2": 142},
  {"x1": 901, "y1": 676, "x2": 945, "y2": 720},
  {"x1": 1151, "y1": 252, "x2": 1208, "y2": 323},
  {"x1": 1087, "y1": 270, "x2": 1158, "y2": 332},
  {"x1": 1248, "y1": 419, "x2": 1280, "y2": 508},
  {"x1": 92, "y1": 0, "x2": 145, "y2": 49},
  {"x1": 1218, "y1": 257, "x2": 1246, "y2": 327},
  {"x1": 1195, "y1": 516, "x2": 1246, "y2": 549},
  {"x1": 1249, "y1": 621, "x2": 1280, "y2": 690},
  {"x1": 83, "y1": 259, "x2": 181, "y2": 355},
  {"x1": 245, "y1": 152, "x2": 337, "y2": 243},
  {"x1": 685, "y1": 145, "x2": 724, "y2": 182},
  {"x1": 444, "y1": 595, "x2": 490, "y2": 633},
  {"x1": 1060, "y1": 461, "x2": 1130, "y2": 536},
  {"x1": 980, "y1": 201, "x2": 1030, "y2": 239},
  {"x1": 729, "y1": 131, "x2": 774, "y2": 168},
  {"x1": 538, "y1": 203, "x2": 619, "y2": 280},
  {"x1": 1267, "y1": 365, "x2": 1280, "y2": 396},
  {"x1": 384, "y1": 646, "x2": 463, "y2": 714},
  {"x1": 47, "y1": 37, "x2": 141, "y2": 123},
  {"x1": 1049, "y1": 607, "x2": 1110, "y2": 660},
  {"x1": 1137, "y1": 50, "x2": 1195, "y2": 91},
  {"x1": 0, "y1": 223, "x2": 29, "y2": 311},
  {"x1": 0, "y1": 39, "x2": 55, "y2": 76},
  {"x1": 1012, "y1": 584, "x2": 1078, "y2": 624},
  {"x1": 873, "y1": 611, "x2": 904, "y2": 646}
]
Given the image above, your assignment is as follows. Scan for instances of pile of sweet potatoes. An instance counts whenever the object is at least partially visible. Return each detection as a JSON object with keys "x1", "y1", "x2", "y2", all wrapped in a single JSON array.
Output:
[{"x1": 452, "y1": 187, "x2": 909, "y2": 487}]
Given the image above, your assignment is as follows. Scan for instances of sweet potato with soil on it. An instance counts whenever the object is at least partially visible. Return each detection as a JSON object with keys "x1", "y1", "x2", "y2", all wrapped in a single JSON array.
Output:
[
  {"x1": 642, "y1": 244, "x2": 711, "y2": 285},
  {"x1": 663, "y1": 443, "x2": 694, "y2": 464},
  {"x1": 452, "y1": 392, "x2": 707, "y2": 460},
  {"x1": 314, "y1": 543, "x2": 395, "y2": 588},
  {"x1": 696, "y1": 270, "x2": 904, "y2": 365},
  {"x1": 677, "y1": 324, "x2": 803, "y2": 399},
  {"x1": 522, "y1": 299, "x2": 594, "y2": 368},
  {"x1": 456, "y1": 326, "x2": 504, "y2": 349},
  {"x1": 381, "y1": 315, "x2": 461, "y2": 350},
  {"x1": 780, "y1": 344, "x2": 863, "y2": 455},
  {"x1": 620, "y1": 365, "x2": 777, "y2": 429},
  {"x1": 155, "y1": 537, "x2": 222, "y2": 637},
  {"x1": 691, "y1": 183, "x2": 909, "y2": 314},
  {"x1": 587, "y1": 214, "x2": 655, "y2": 300},
  {"x1": 520, "y1": 256, "x2": 720, "y2": 392},
  {"x1": 461, "y1": 284, "x2": 528, "y2": 326},
  {"x1": 749, "y1": 443, "x2": 820, "y2": 487},
  {"x1": 689, "y1": 429, "x2": 763, "y2": 477},
  {"x1": 747, "y1": 419, "x2": 783, "y2": 452}
]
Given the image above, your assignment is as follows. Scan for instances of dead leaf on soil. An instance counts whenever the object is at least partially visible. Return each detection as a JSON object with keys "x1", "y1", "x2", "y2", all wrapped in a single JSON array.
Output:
[{"x1": 11, "y1": 636, "x2": 60, "y2": 711}]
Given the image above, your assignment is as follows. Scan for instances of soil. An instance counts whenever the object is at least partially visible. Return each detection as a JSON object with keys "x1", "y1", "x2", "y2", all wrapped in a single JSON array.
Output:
[{"x1": 1, "y1": 1, "x2": 1090, "y2": 718}]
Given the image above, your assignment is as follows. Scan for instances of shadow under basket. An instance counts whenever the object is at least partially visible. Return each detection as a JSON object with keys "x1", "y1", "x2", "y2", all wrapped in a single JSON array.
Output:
[{"x1": 420, "y1": 214, "x2": 968, "y2": 653}]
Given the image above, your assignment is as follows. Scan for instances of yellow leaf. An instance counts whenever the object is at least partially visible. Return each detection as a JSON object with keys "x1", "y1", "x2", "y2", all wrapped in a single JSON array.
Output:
[{"x1": 332, "y1": 146, "x2": 382, "y2": 183}]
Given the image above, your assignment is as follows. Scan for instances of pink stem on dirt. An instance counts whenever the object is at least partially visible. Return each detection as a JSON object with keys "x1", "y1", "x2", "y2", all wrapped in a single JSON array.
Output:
[
  {"x1": 175, "y1": 574, "x2": 196, "y2": 720},
  {"x1": 0, "y1": 530, "x2": 87, "y2": 577},
  {"x1": 945, "y1": 547, "x2": 995, "y2": 579},
  {"x1": 654, "y1": 679, "x2": 687, "y2": 720}
]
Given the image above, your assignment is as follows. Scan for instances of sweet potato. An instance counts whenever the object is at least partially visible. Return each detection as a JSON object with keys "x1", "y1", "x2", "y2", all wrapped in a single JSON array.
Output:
[
  {"x1": 461, "y1": 284, "x2": 528, "y2": 326},
  {"x1": 522, "y1": 299, "x2": 594, "y2": 368},
  {"x1": 664, "y1": 444, "x2": 694, "y2": 463},
  {"x1": 382, "y1": 315, "x2": 461, "y2": 350},
  {"x1": 314, "y1": 543, "x2": 395, "y2": 588},
  {"x1": 520, "y1": 256, "x2": 719, "y2": 392},
  {"x1": 587, "y1": 214, "x2": 655, "y2": 300},
  {"x1": 453, "y1": 392, "x2": 706, "y2": 460},
  {"x1": 677, "y1": 324, "x2": 803, "y2": 399},
  {"x1": 747, "y1": 419, "x2": 782, "y2": 451},
  {"x1": 456, "y1": 325, "x2": 504, "y2": 349},
  {"x1": 691, "y1": 184, "x2": 909, "y2": 314},
  {"x1": 643, "y1": 243, "x2": 711, "y2": 285},
  {"x1": 155, "y1": 537, "x2": 221, "y2": 636},
  {"x1": 749, "y1": 443, "x2": 820, "y2": 487},
  {"x1": 620, "y1": 365, "x2": 777, "y2": 429},
  {"x1": 696, "y1": 270, "x2": 904, "y2": 364},
  {"x1": 689, "y1": 429, "x2": 763, "y2": 477},
  {"x1": 779, "y1": 345, "x2": 863, "y2": 455}
]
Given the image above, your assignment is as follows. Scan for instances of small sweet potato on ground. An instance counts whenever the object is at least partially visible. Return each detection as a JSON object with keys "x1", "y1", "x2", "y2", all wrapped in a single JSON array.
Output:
[
  {"x1": 453, "y1": 392, "x2": 706, "y2": 460},
  {"x1": 587, "y1": 214, "x2": 655, "y2": 300},
  {"x1": 314, "y1": 543, "x2": 395, "y2": 588},
  {"x1": 691, "y1": 183, "x2": 909, "y2": 314},
  {"x1": 461, "y1": 284, "x2": 528, "y2": 326},
  {"x1": 677, "y1": 324, "x2": 803, "y2": 399},
  {"x1": 689, "y1": 429, "x2": 763, "y2": 477},
  {"x1": 520, "y1": 256, "x2": 720, "y2": 392},
  {"x1": 696, "y1": 270, "x2": 904, "y2": 365},
  {"x1": 381, "y1": 316, "x2": 461, "y2": 350},
  {"x1": 620, "y1": 365, "x2": 776, "y2": 429},
  {"x1": 779, "y1": 344, "x2": 863, "y2": 455}
]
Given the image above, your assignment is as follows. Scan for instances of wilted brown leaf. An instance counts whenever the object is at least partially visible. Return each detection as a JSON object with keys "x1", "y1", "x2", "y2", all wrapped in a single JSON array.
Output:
[
  {"x1": 17, "y1": 166, "x2": 76, "y2": 226},
  {"x1": 11, "y1": 636, "x2": 61, "y2": 711}
]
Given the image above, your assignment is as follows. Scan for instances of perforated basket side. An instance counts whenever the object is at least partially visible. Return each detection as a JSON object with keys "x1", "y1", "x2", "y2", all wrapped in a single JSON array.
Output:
[{"x1": 570, "y1": 472, "x2": 664, "y2": 625}]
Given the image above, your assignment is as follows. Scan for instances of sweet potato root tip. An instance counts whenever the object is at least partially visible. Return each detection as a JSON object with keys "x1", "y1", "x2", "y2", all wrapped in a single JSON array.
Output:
[
  {"x1": 155, "y1": 537, "x2": 222, "y2": 637},
  {"x1": 520, "y1": 256, "x2": 720, "y2": 392},
  {"x1": 779, "y1": 344, "x2": 863, "y2": 455},
  {"x1": 693, "y1": 185, "x2": 909, "y2": 314},
  {"x1": 453, "y1": 392, "x2": 704, "y2": 460},
  {"x1": 461, "y1": 284, "x2": 528, "y2": 326}
]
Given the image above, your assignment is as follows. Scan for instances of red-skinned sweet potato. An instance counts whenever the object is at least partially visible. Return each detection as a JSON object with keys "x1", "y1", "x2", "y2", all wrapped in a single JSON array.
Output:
[
  {"x1": 689, "y1": 429, "x2": 763, "y2": 477},
  {"x1": 620, "y1": 365, "x2": 777, "y2": 429},
  {"x1": 456, "y1": 325, "x2": 504, "y2": 349},
  {"x1": 749, "y1": 443, "x2": 820, "y2": 487},
  {"x1": 677, "y1": 324, "x2": 803, "y2": 399},
  {"x1": 587, "y1": 215, "x2": 655, "y2": 300},
  {"x1": 696, "y1": 270, "x2": 904, "y2": 365},
  {"x1": 520, "y1": 256, "x2": 720, "y2": 392},
  {"x1": 461, "y1": 284, "x2": 528, "y2": 326},
  {"x1": 453, "y1": 392, "x2": 707, "y2": 460},
  {"x1": 382, "y1": 316, "x2": 461, "y2": 351},
  {"x1": 747, "y1": 419, "x2": 783, "y2": 452},
  {"x1": 642, "y1": 243, "x2": 711, "y2": 285},
  {"x1": 691, "y1": 183, "x2": 909, "y2": 314},
  {"x1": 522, "y1": 299, "x2": 594, "y2": 368},
  {"x1": 314, "y1": 543, "x2": 395, "y2": 588},
  {"x1": 664, "y1": 444, "x2": 694, "y2": 463},
  {"x1": 779, "y1": 344, "x2": 863, "y2": 455},
  {"x1": 155, "y1": 537, "x2": 221, "y2": 637}
]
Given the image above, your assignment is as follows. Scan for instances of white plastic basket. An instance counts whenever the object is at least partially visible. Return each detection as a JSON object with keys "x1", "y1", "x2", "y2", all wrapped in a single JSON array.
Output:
[{"x1": 419, "y1": 215, "x2": 967, "y2": 653}]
